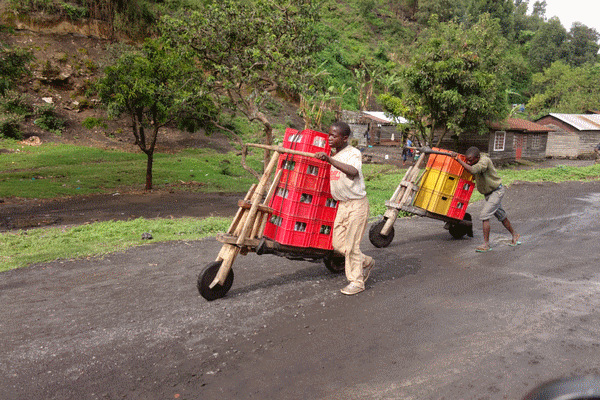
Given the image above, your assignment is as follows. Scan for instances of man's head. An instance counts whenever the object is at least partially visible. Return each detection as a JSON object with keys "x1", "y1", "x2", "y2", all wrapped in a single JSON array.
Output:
[
  {"x1": 328, "y1": 122, "x2": 351, "y2": 150},
  {"x1": 465, "y1": 146, "x2": 481, "y2": 166}
]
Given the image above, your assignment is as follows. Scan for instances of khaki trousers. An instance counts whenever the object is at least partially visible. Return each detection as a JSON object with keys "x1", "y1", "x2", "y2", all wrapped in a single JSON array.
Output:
[{"x1": 332, "y1": 196, "x2": 372, "y2": 288}]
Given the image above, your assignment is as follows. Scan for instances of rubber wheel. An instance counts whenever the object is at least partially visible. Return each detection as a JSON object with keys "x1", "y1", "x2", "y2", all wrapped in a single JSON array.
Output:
[
  {"x1": 448, "y1": 224, "x2": 467, "y2": 239},
  {"x1": 323, "y1": 253, "x2": 345, "y2": 273},
  {"x1": 369, "y1": 219, "x2": 395, "y2": 248},
  {"x1": 197, "y1": 260, "x2": 234, "y2": 301},
  {"x1": 448, "y1": 213, "x2": 473, "y2": 239}
]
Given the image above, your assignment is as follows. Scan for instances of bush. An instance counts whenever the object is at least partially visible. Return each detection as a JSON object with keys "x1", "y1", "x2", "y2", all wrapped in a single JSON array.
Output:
[
  {"x1": 0, "y1": 113, "x2": 24, "y2": 139},
  {"x1": 82, "y1": 116, "x2": 107, "y2": 130},
  {"x1": 34, "y1": 103, "x2": 65, "y2": 135},
  {"x1": 0, "y1": 91, "x2": 33, "y2": 116}
]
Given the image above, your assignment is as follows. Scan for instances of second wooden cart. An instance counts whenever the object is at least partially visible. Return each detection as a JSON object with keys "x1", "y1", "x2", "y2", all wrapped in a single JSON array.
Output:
[{"x1": 368, "y1": 147, "x2": 474, "y2": 248}]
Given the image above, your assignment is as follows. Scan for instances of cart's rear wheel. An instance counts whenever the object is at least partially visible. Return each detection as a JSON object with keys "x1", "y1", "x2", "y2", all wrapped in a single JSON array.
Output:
[
  {"x1": 448, "y1": 213, "x2": 473, "y2": 239},
  {"x1": 323, "y1": 253, "x2": 345, "y2": 273},
  {"x1": 197, "y1": 261, "x2": 234, "y2": 301},
  {"x1": 369, "y1": 219, "x2": 395, "y2": 248}
]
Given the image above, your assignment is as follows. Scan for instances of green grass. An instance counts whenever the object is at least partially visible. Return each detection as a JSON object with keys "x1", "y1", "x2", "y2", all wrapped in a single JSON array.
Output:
[
  {"x1": 0, "y1": 140, "x2": 263, "y2": 198},
  {"x1": 0, "y1": 217, "x2": 230, "y2": 272}
]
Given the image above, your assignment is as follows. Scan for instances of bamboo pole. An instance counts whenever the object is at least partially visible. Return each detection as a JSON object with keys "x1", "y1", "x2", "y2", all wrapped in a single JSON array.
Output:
[
  {"x1": 226, "y1": 184, "x2": 257, "y2": 235},
  {"x1": 246, "y1": 143, "x2": 319, "y2": 158},
  {"x1": 236, "y1": 151, "x2": 281, "y2": 245},
  {"x1": 252, "y1": 168, "x2": 282, "y2": 239},
  {"x1": 380, "y1": 154, "x2": 428, "y2": 236}
]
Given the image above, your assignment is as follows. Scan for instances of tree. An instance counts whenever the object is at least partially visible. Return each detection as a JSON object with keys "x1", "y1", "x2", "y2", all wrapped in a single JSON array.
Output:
[
  {"x1": 161, "y1": 0, "x2": 321, "y2": 173},
  {"x1": 97, "y1": 39, "x2": 216, "y2": 190},
  {"x1": 528, "y1": 16, "x2": 568, "y2": 72},
  {"x1": 565, "y1": 23, "x2": 600, "y2": 67},
  {"x1": 526, "y1": 61, "x2": 600, "y2": 116},
  {"x1": 415, "y1": 0, "x2": 465, "y2": 25},
  {"x1": 379, "y1": 14, "x2": 510, "y2": 146},
  {"x1": 465, "y1": 0, "x2": 515, "y2": 38}
]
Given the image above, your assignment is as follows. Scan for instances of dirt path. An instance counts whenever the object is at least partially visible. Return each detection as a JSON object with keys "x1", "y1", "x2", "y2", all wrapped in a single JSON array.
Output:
[
  {"x1": 0, "y1": 190, "x2": 243, "y2": 231},
  {"x1": 2, "y1": 179, "x2": 600, "y2": 399}
]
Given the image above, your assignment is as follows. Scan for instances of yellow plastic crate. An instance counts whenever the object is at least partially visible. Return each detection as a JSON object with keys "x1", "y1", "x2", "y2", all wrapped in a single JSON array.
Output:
[
  {"x1": 427, "y1": 192, "x2": 452, "y2": 215},
  {"x1": 420, "y1": 168, "x2": 459, "y2": 196},
  {"x1": 413, "y1": 187, "x2": 434, "y2": 209}
]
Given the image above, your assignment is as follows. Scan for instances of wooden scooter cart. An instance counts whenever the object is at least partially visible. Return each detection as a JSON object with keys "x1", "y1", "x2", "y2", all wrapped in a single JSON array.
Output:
[
  {"x1": 197, "y1": 144, "x2": 344, "y2": 301},
  {"x1": 368, "y1": 146, "x2": 474, "y2": 248}
]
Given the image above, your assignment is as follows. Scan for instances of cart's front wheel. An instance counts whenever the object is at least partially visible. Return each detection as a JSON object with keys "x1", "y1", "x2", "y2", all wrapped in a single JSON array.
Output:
[
  {"x1": 448, "y1": 213, "x2": 473, "y2": 239},
  {"x1": 323, "y1": 253, "x2": 345, "y2": 273},
  {"x1": 197, "y1": 261, "x2": 234, "y2": 301},
  {"x1": 369, "y1": 219, "x2": 395, "y2": 248}
]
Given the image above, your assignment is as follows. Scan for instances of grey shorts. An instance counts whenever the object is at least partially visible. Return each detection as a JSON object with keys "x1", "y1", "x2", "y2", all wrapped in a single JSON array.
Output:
[{"x1": 479, "y1": 184, "x2": 507, "y2": 221}]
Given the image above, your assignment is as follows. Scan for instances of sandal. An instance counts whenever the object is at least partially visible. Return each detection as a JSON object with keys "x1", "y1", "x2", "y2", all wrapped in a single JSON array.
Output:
[{"x1": 475, "y1": 245, "x2": 492, "y2": 253}]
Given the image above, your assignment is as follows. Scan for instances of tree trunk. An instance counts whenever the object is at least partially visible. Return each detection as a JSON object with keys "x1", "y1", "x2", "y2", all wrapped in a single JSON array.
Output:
[
  {"x1": 255, "y1": 111, "x2": 272, "y2": 170},
  {"x1": 145, "y1": 150, "x2": 153, "y2": 190},
  {"x1": 435, "y1": 127, "x2": 449, "y2": 147},
  {"x1": 144, "y1": 118, "x2": 160, "y2": 191}
]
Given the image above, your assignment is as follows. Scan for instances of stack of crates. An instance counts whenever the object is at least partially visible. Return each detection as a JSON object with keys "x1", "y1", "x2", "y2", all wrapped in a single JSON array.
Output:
[
  {"x1": 413, "y1": 148, "x2": 475, "y2": 220},
  {"x1": 263, "y1": 128, "x2": 339, "y2": 250}
]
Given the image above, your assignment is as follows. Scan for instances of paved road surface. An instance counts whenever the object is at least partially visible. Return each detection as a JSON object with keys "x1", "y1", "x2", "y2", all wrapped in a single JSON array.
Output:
[{"x1": 2, "y1": 180, "x2": 600, "y2": 399}]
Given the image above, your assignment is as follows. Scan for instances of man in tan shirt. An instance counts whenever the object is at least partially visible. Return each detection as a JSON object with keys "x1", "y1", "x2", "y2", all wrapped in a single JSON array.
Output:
[
  {"x1": 452, "y1": 147, "x2": 520, "y2": 252},
  {"x1": 316, "y1": 122, "x2": 374, "y2": 295}
]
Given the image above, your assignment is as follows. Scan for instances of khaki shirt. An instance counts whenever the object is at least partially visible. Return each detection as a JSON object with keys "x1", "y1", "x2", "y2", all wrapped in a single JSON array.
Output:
[
  {"x1": 470, "y1": 154, "x2": 502, "y2": 195},
  {"x1": 329, "y1": 146, "x2": 366, "y2": 201}
]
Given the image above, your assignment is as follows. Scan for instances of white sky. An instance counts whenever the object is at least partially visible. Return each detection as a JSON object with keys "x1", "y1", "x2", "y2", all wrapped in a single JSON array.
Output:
[{"x1": 538, "y1": 0, "x2": 600, "y2": 33}]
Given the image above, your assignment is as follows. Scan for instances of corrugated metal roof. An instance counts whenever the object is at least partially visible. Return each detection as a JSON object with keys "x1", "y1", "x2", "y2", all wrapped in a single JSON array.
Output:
[
  {"x1": 490, "y1": 118, "x2": 554, "y2": 133},
  {"x1": 549, "y1": 113, "x2": 600, "y2": 131},
  {"x1": 362, "y1": 111, "x2": 409, "y2": 124}
]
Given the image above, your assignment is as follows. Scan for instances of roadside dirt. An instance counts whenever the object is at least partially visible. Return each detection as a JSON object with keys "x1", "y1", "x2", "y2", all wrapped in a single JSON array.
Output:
[
  {"x1": 2, "y1": 178, "x2": 600, "y2": 400},
  {"x1": 0, "y1": 190, "x2": 243, "y2": 231}
]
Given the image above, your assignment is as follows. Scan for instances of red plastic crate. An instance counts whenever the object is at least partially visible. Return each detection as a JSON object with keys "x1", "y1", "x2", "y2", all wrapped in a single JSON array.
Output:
[
  {"x1": 276, "y1": 156, "x2": 330, "y2": 192},
  {"x1": 447, "y1": 197, "x2": 469, "y2": 220},
  {"x1": 269, "y1": 186, "x2": 320, "y2": 219},
  {"x1": 315, "y1": 196, "x2": 338, "y2": 222},
  {"x1": 283, "y1": 128, "x2": 330, "y2": 154},
  {"x1": 263, "y1": 213, "x2": 315, "y2": 248},
  {"x1": 454, "y1": 179, "x2": 475, "y2": 202},
  {"x1": 311, "y1": 220, "x2": 334, "y2": 250}
]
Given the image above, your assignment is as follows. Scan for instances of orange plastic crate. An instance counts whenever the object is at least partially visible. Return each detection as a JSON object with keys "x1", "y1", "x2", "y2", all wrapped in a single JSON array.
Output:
[{"x1": 426, "y1": 148, "x2": 466, "y2": 176}]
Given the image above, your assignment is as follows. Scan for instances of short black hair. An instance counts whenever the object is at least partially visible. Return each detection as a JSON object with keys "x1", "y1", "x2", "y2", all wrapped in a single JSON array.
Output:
[
  {"x1": 465, "y1": 146, "x2": 480, "y2": 158},
  {"x1": 331, "y1": 121, "x2": 351, "y2": 138}
]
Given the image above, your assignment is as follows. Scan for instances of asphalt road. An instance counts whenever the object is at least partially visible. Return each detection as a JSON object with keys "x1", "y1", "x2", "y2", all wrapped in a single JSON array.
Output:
[{"x1": 2, "y1": 180, "x2": 600, "y2": 400}]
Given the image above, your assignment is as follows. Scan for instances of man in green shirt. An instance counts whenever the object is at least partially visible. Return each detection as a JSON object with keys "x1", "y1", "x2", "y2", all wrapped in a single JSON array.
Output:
[{"x1": 452, "y1": 147, "x2": 520, "y2": 252}]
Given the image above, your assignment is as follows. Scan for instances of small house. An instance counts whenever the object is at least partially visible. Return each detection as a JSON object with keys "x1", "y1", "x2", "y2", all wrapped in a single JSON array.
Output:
[
  {"x1": 437, "y1": 118, "x2": 552, "y2": 164},
  {"x1": 342, "y1": 110, "x2": 408, "y2": 147},
  {"x1": 535, "y1": 113, "x2": 600, "y2": 158}
]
